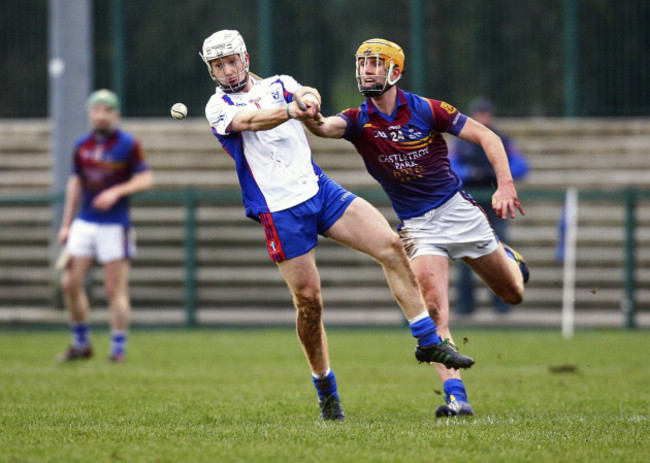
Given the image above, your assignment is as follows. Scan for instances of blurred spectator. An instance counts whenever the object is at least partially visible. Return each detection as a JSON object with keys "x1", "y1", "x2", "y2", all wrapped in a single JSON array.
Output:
[
  {"x1": 449, "y1": 97, "x2": 530, "y2": 314},
  {"x1": 56, "y1": 89, "x2": 154, "y2": 362}
]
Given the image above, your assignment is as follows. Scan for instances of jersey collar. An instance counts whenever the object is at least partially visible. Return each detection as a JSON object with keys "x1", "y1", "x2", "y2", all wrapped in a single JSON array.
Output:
[{"x1": 365, "y1": 87, "x2": 407, "y2": 115}]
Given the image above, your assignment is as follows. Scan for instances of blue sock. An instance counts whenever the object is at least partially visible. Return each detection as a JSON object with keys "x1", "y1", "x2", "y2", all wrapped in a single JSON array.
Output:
[
  {"x1": 110, "y1": 330, "x2": 128, "y2": 356},
  {"x1": 312, "y1": 370, "x2": 339, "y2": 400},
  {"x1": 443, "y1": 378, "x2": 469, "y2": 403},
  {"x1": 409, "y1": 315, "x2": 442, "y2": 346},
  {"x1": 71, "y1": 322, "x2": 90, "y2": 348}
]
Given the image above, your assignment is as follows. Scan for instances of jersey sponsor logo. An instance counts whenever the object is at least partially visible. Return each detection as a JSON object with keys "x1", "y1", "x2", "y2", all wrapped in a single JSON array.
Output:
[
  {"x1": 440, "y1": 101, "x2": 457, "y2": 114},
  {"x1": 79, "y1": 147, "x2": 105, "y2": 162},
  {"x1": 85, "y1": 167, "x2": 108, "y2": 184},
  {"x1": 378, "y1": 148, "x2": 429, "y2": 167},
  {"x1": 393, "y1": 165, "x2": 424, "y2": 181},
  {"x1": 249, "y1": 96, "x2": 262, "y2": 109},
  {"x1": 405, "y1": 127, "x2": 423, "y2": 140}
]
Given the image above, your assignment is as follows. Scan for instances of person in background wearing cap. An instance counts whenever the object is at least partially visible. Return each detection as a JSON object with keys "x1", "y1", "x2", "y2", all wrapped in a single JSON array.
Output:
[
  {"x1": 200, "y1": 30, "x2": 475, "y2": 422},
  {"x1": 449, "y1": 97, "x2": 530, "y2": 315},
  {"x1": 56, "y1": 89, "x2": 154, "y2": 363},
  {"x1": 306, "y1": 39, "x2": 530, "y2": 417}
]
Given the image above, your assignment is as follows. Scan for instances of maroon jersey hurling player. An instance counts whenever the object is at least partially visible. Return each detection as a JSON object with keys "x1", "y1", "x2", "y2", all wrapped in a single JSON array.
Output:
[
  {"x1": 57, "y1": 89, "x2": 153, "y2": 363},
  {"x1": 304, "y1": 38, "x2": 529, "y2": 418}
]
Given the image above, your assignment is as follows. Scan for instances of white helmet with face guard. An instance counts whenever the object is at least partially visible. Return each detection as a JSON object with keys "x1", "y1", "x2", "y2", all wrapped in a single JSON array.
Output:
[
  {"x1": 200, "y1": 29, "x2": 250, "y2": 93},
  {"x1": 355, "y1": 38, "x2": 405, "y2": 98}
]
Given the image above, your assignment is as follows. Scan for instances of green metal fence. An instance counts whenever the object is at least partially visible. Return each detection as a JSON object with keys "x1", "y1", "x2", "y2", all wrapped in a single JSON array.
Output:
[
  {"x1": 0, "y1": 187, "x2": 647, "y2": 329},
  {"x1": 1, "y1": 0, "x2": 649, "y2": 118}
]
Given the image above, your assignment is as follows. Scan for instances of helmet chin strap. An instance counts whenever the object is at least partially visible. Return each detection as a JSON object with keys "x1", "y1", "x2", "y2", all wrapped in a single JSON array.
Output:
[
  {"x1": 358, "y1": 63, "x2": 401, "y2": 98},
  {"x1": 214, "y1": 69, "x2": 249, "y2": 93},
  {"x1": 359, "y1": 82, "x2": 393, "y2": 98},
  {"x1": 209, "y1": 55, "x2": 250, "y2": 93}
]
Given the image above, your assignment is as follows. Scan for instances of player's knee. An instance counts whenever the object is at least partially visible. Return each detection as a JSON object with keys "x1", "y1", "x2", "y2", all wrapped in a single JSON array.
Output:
[
  {"x1": 104, "y1": 280, "x2": 125, "y2": 301},
  {"x1": 61, "y1": 272, "x2": 83, "y2": 295},
  {"x1": 500, "y1": 284, "x2": 524, "y2": 305},
  {"x1": 105, "y1": 285, "x2": 116, "y2": 300},
  {"x1": 375, "y1": 233, "x2": 407, "y2": 265},
  {"x1": 294, "y1": 292, "x2": 323, "y2": 319}
]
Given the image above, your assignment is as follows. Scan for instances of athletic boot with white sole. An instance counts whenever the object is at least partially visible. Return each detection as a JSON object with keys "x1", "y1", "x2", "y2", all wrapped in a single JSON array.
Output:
[{"x1": 435, "y1": 395, "x2": 475, "y2": 418}]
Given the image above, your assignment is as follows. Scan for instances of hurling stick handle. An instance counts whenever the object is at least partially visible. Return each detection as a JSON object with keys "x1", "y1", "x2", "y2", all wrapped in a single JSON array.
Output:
[
  {"x1": 294, "y1": 93, "x2": 307, "y2": 111},
  {"x1": 294, "y1": 93, "x2": 324, "y2": 126}
]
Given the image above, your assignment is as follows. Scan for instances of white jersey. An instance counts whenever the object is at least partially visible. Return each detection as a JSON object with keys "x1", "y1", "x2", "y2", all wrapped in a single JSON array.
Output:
[{"x1": 205, "y1": 75, "x2": 320, "y2": 218}]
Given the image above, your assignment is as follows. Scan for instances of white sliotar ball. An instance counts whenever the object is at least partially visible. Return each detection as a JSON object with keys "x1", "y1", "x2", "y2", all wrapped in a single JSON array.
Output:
[{"x1": 170, "y1": 103, "x2": 188, "y2": 120}]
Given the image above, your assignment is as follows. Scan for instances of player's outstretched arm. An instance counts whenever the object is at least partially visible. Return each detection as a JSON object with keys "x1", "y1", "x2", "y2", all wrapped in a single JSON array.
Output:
[
  {"x1": 303, "y1": 114, "x2": 347, "y2": 139},
  {"x1": 292, "y1": 86, "x2": 346, "y2": 138},
  {"x1": 228, "y1": 98, "x2": 320, "y2": 132},
  {"x1": 229, "y1": 106, "x2": 294, "y2": 132},
  {"x1": 458, "y1": 117, "x2": 525, "y2": 219}
]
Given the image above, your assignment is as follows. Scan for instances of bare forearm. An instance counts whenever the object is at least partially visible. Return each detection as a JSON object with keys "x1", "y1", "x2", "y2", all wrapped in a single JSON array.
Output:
[
  {"x1": 61, "y1": 177, "x2": 81, "y2": 228},
  {"x1": 114, "y1": 170, "x2": 154, "y2": 197},
  {"x1": 482, "y1": 133, "x2": 514, "y2": 186},
  {"x1": 229, "y1": 105, "x2": 292, "y2": 132},
  {"x1": 91, "y1": 170, "x2": 154, "y2": 212},
  {"x1": 460, "y1": 118, "x2": 513, "y2": 186},
  {"x1": 229, "y1": 85, "x2": 324, "y2": 132},
  {"x1": 304, "y1": 115, "x2": 346, "y2": 138}
]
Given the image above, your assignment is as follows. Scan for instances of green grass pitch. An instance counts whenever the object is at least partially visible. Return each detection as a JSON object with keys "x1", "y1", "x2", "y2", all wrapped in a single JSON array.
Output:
[{"x1": 1, "y1": 328, "x2": 648, "y2": 462}]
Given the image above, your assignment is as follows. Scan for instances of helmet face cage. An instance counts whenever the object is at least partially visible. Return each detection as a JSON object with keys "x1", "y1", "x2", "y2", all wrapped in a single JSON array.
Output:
[
  {"x1": 355, "y1": 39, "x2": 405, "y2": 98},
  {"x1": 200, "y1": 30, "x2": 250, "y2": 93}
]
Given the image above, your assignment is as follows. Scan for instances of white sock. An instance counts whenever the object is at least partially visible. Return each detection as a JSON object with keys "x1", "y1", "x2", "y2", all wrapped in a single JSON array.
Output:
[
  {"x1": 312, "y1": 367, "x2": 331, "y2": 380},
  {"x1": 408, "y1": 311, "x2": 430, "y2": 325}
]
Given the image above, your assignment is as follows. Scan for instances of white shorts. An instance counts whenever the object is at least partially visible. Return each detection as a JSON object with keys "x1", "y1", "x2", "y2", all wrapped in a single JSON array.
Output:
[
  {"x1": 66, "y1": 219, "x2": 136, "y2": 264},
  {"x1": 398, "y1": 191, "x2": 499, "y2": 261}
]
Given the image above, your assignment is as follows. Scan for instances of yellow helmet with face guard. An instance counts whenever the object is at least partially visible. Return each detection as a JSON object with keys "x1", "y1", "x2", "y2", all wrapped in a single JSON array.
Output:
[{"x1": 355, "y1": 38, "x2": 405, "y2": 97}]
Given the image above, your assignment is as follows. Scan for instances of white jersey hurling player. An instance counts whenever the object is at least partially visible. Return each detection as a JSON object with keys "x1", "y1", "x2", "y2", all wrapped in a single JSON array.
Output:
[{"x1": 205, "y1": 74, "x2": 320, "y2": 215}]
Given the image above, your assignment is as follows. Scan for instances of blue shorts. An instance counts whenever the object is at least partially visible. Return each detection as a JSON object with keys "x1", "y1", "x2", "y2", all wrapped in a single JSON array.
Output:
[{"x1": 259, "y1": 175, "x2": 356, "y2": 262}]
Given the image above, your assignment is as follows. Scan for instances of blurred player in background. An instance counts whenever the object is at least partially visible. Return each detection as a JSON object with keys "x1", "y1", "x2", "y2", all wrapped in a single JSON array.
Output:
[
  {"x1": 449, "y1": 97, "x2": 530, "y2": 315},
  {"x1": 200, "y1": 30, "x2": 474, "y2": 422},
  {"x1": 305, "y1": 38, "x2": 529, "y2": 417},
  {"x1": 57, "y1": 89, "x2": 154, "y2": 363}
]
